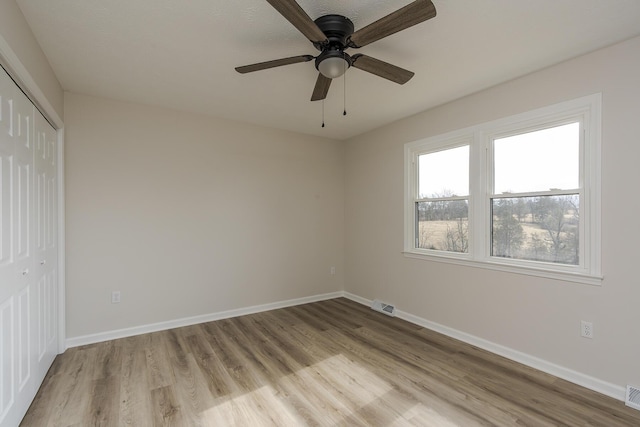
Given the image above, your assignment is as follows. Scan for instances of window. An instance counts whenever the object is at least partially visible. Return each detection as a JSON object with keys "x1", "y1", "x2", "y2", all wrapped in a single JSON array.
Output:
[
  {"x1": 416, "y1": 145, "x2": 469, "y2": 252},
  {"x1": 491, "y1": 122, "x2": 580, "y2": 264},
  {"x1": 404, "y1": 95, "x2": 601, "y2": 284}
]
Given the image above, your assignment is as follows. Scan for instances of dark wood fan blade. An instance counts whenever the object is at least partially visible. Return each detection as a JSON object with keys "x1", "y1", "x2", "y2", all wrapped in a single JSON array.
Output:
[
  {"x1": 351, "y1": 54, "x2": 414, "y2": 84},
  {"x1": 235, "y1": 55, "x2": 314, "y2": 74},
  {"x1": 349, "y1": 0, "x2": 436, "y2": 48},
  {"x1": 266, "y1": 0, "x2": 328, "y2": 44},
  {"x1": 311, "y1": 73, "x2": 331, "y2": 101}
]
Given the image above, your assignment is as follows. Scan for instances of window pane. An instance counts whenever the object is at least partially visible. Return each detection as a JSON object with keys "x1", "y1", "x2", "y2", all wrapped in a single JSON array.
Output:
[
  {"x1": 416, "y1": 200, "x2": 469, "y2": 252},
  {"x1": 491, "y1": 195, "x2": 579, "y2": 265},
  {"x1": 418, "y1": 145, "x2": 469, "y2": 198},
  {"x1": 494, "y1": 122, "x2": 579, "y2": 194}
]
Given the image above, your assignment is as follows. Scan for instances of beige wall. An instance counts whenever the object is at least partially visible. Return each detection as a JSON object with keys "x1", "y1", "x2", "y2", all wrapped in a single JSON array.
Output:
[
  {"x1": 344, "y1": 35, "x2": 640, "y2": 389},
  {"x1": 64, "y1": 92, "x2": 344, "y2": 338},
  {"x1": 0, "y1": 0, "x2": 63, "y2": 122}
]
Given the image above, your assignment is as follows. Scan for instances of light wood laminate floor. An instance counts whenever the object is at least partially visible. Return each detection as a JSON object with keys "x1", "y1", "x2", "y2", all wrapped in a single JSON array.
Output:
[{"x1": 21, "y1": 298, "x2": 640, "y2": 426}]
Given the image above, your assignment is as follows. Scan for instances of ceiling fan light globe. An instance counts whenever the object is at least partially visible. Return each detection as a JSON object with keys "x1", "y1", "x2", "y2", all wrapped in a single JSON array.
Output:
[{"x1": 318, "y1": 57, "x2": 349, "y2": 79}]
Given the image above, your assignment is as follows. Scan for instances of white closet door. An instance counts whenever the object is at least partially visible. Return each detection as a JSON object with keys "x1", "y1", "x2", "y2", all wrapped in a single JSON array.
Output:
[
  {"x1": 0, "y1": 67, "x2": 58, "y2": 427},
  {"x1": 34, "y1": 110, "x2": 58, "y2": 382}
]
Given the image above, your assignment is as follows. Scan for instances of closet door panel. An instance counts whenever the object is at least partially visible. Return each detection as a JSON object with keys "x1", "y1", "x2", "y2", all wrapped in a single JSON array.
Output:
[
  {"x1": 34, "y1": 112, "x2": 57, "y2": 377},
  {"x1": 0, "y1": 74, "x2": 14, "y2": 304},
  {"x1": 0, "y1": 72, "x2": 16, "y2": 422},
  {"x1": 0, "y1": 67, "x2": 35, "y2": 427}
]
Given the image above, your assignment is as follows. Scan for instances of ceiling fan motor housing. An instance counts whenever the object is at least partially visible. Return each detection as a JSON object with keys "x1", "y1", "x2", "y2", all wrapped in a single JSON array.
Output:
[
  {"x1": 313, "y1": 14, "x2": 355, "y2": 50},
  {"x1": 313, "y1": 15, "x2": 355, "y2": 76}
]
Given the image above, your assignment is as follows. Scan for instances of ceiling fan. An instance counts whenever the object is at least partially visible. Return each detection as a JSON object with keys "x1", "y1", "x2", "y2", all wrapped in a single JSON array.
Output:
[{"x1": 235, "y1": 0, "x2": 437, "y2": 101}]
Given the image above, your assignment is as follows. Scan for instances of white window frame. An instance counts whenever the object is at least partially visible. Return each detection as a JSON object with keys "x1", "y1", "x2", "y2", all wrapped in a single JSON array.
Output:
[{"x1": 404, "y1": 94, "x2": 602, "y2": 285}]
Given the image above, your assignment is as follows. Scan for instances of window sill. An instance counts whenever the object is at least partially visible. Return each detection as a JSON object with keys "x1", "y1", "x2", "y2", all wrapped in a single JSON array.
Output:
[{"x1": 402, "y1": 251, "x2": 603, "y2": 286}]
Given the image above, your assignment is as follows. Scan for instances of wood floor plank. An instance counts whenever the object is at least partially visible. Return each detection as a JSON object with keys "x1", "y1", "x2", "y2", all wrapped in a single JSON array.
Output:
[
  {"x1": 170, "y1": 351, "x2": 216, "y2": 427},
  {"x1": 38, "y1": 346, "x2": 98, "y2": 426},
  {"x1": 119, "y1": 335, "x2": 153, "y2": 427},
  {"x1": 92, "y1": 340, "x2": 122, "y2": 380},
  {"x1": 150, "y1": 385, "x2": 184, "y2": 426},
  {"x1": 184, "y1": 330, "x2": 235, "y2": 398},
  {"x1": 20, "y1": 298, "x2": 640, "y2": 426},
  {"x1": 145, "y1": 332, "x2": 174, "y2": 391},
  {"x1": 85, "y1": 375, "x2": 121, "y2": 427},
  {"x1": 184, "y1": 328, "x2": 254, "y2": 426},
  {"x1": 200, "y1": 320, "x2": 265, "y2": 393}
]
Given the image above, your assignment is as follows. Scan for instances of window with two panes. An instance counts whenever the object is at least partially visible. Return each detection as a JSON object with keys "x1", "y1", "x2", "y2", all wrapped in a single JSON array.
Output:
[{"x1": 405, "y1": 95, "x2": 600, "y2": 282}]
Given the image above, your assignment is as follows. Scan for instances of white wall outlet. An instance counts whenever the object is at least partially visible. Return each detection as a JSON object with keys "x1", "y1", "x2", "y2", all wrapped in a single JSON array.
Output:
[
  {"x1": 330, "y1": 266, "x2": 336, "y2": 275},
  {"x1": 111, "y1": 291, "x2": 121, "y2": 304},
  {"x1": 581, "y1": 320, "x2": 593, "y2": 339}
]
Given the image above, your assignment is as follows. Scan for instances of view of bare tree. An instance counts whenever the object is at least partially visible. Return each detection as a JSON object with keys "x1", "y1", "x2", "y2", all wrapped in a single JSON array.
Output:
[{"x1": 417, "y1": 194, "x2": 579, "y2": 265}]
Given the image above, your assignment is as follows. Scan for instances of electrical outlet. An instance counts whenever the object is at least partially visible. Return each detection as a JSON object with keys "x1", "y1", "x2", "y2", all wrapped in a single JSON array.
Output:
[
  {"x1": 111, "y1": 291, "x2": 121, "y2": 304},
  {"x1": 330, "y1": 266, "x2": 336, "y2": 275},
  {"x1": 581, "y1": 320, "x2": 593, "y2": 339}
]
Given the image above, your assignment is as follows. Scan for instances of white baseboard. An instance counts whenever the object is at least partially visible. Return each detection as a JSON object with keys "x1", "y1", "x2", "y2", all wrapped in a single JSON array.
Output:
[
  {"x1": 342, "y1": 292, "x2": 626, "y2": 402},
  {"x1": 66, "y1": 290, "x2": 627, "y2": 402},
  {"x1": 65, "y1": 291, "x2": 343, "y2": 349}
]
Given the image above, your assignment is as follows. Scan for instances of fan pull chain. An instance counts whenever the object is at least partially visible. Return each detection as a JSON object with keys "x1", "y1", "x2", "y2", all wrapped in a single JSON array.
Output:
[
  {"x1": 321, "y1": 99, "x2": 325, "y2": 128},
  {"x1": 343, "y1": 53, "x2": 347, "y2": 116}
]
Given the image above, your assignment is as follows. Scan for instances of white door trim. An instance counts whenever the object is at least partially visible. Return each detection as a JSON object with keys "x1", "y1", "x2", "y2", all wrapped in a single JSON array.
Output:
[
  {"x1": 56, "y1": 129, "x2": 65, "y2": 353},
  {"x1": 0, "y1": 36, "x2": 63, "y2": 129}
]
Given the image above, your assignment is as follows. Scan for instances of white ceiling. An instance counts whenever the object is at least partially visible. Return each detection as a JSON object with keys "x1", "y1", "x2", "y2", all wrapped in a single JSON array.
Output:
[{"x1": 16, "y1": 0, "x2": 640, "y2": 140}]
